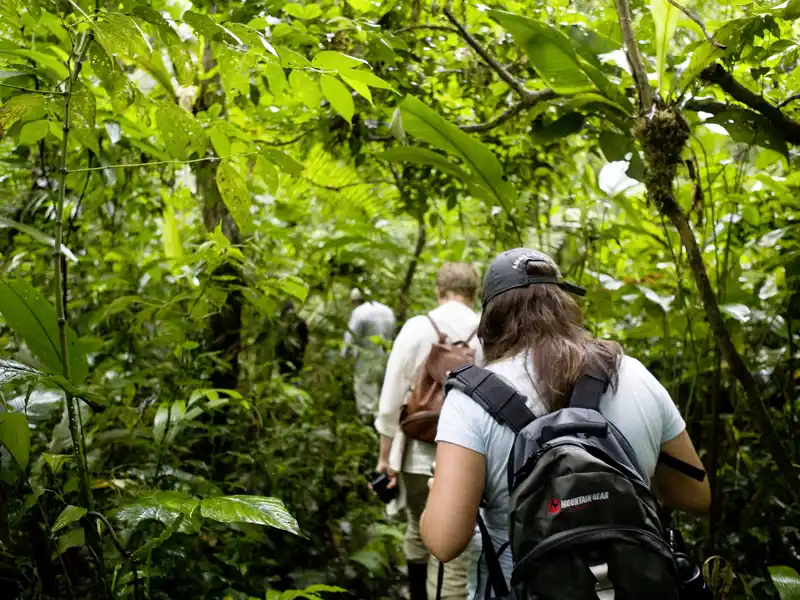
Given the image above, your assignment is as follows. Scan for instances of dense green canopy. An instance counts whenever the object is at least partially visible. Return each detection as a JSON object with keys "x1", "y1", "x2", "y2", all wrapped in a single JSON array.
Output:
[{"x1": 1, "y1": 0, "x2": 799, "y2": 598}]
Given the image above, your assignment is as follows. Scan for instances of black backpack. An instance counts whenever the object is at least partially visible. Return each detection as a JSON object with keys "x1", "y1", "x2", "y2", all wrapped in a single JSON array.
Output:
[{"x1": 446, "y1": 364, "x2": 704, "y2": 600}]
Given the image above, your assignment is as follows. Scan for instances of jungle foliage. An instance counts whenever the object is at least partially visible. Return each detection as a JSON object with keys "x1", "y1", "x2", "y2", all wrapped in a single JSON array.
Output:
[{"x1": 0, "y1": 0, "x2": 799, "y2": 598}]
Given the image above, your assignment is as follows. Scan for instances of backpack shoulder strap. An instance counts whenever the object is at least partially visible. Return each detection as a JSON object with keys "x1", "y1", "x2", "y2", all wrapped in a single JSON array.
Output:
[
  {"x1": 446, "y1": 364, "x2": 534, "y2": 434},
  {"x1": 426, "y1": 314, "x2": 447, "y2": 343},
  {"x1": 568, "y1": 368, "x2": 610, "y2": 411}
]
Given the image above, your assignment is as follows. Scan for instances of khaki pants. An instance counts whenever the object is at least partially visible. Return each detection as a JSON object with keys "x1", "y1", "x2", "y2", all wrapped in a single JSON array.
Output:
[{"x1": 403, "y1": 473, "x2": 469, "y2": 600}]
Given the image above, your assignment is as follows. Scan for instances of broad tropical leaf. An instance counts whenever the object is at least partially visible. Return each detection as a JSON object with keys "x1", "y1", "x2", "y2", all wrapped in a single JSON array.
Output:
[
  {"x1": 397, "y1": 96, "x2": 518, "y2": 207},
  {"x1": 0, "y1": 279, "x2": 88, "y2": 383},
  {"x1": 0, "y1": 412, "x2": 30, "y2": 470},
  {"x1": 650, "y1": 0, "x2": 680, "y2": 95},
  {"x1": 51, "y1": 505, "x2": 87, "y2": 535},
  {"x1": 200, "y1": 495, "x2": 300, "y2": 534},
  {"x1": 769, "y1": 566, "x2": 800, "y2": 600}
]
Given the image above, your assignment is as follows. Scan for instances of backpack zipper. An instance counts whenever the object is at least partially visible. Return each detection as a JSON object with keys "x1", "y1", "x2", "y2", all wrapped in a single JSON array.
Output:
[{"x1": 512, "y1": 524, "x2": 671, "y2": 583}]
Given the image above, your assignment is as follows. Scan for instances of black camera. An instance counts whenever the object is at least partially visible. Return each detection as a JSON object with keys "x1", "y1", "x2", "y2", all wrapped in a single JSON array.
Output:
[
  {"x1": 667, "y1": 528, "x2": 713, "y2": 600},
  {"x1": 368, "y1": 471, "x2": 398, "y2": 504}
]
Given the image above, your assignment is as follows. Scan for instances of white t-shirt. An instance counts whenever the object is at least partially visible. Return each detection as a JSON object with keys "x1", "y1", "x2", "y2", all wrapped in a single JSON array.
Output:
[
  {"x1": 375, "y1": 300, "x2": 480, "y2": 475},
  {"x1": 435, "y1": 352, "x2": 686, "y2": 599}
]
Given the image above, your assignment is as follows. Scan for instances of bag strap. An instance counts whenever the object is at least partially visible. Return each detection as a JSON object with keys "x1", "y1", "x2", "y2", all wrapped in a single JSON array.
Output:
[
  {"x1": 477, "y1": 514, "x2": 510, "y2": 599},
  {"x1": 567, "y1": 369, "x2": 610, "y2": 411},
  {"x1": 446, "y1": 365, "x2": 534, "y2": 435},
  {"x1": 427, "y1": 314, "x2": 447, "y2": 344},
  {"x1": 658, "y1": 452, "x2": 707, "y2": 482}
]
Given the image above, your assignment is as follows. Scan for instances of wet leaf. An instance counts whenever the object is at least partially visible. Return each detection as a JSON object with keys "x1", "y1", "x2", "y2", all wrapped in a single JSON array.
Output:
[
  {"x1": 216, "y1": 160, "x2": 252, "y2": 235},
  {"x1": 51, "y1": 505, "x2": 87, "y2": 535},
  {"x1": 200, "y1": 495, "x2": 300, "y2": 534},
  {"x1": 115, "y1": 491, "x2": 201, "y2": 534}
]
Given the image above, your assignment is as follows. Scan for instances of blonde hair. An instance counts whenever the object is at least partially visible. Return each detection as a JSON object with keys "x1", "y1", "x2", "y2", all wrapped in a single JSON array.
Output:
[{"x1": 436, "y1": 262, "x2": 480, "y2": 301}]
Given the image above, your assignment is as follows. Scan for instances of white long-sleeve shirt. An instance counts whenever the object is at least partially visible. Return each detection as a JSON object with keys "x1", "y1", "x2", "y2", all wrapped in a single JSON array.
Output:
[{"x1": 375, "y1": 300, "x2": 481, "y2": 475}]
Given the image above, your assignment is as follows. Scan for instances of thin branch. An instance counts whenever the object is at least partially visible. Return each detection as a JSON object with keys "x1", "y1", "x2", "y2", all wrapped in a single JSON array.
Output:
[
  {"x1": 684, "y1": 98, "x2": 727, "y2": 115},
  {"x1": 254, "y1": 128, "x2": 313, "y2": 147},
  {"x1": 460, "y1": 89, "x2": 558, "y2": 133},
  {"x1": 700, "y1": 63, "x2": 800, "y2": 145},
  {"x1": 0, "y1": 82, "x2": 64, "y2": 95},
  {"x1": 442, "y1": 6, "x2": 533, "y2": 101},
  {"x1": 66, "y1": 150, "x2": 260, "y2": 173},
  {"x1": 305, "y1": 178, "x2": 391, "y2": 191},
  {"x1": 393, "y1": 24, "x2": 459, "y2": 35},
  {"x1": 88, "y1": 512, "x2": 130, "y2": 558},
  {"x1": 665, "y1": 0, "x2": 726, "y2": 49},
  {"x1": 613, "y1": 0, "x2": 653, "y2": 112},
  {"x1": 778, "y1": 92, "x2": 800, "y2": 109}
]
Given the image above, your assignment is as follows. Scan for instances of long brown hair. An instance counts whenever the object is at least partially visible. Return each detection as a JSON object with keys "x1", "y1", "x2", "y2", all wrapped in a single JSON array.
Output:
[{"x1": 478, "y1": 260, "x2": 622, "y2": 410}]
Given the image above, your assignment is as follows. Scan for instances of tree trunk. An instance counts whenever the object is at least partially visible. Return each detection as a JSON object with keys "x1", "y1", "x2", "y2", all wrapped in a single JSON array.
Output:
[
  {"x1": 396, "y1": 218, "x2": 426, "y2": 324},
  {"x1": 664, "y1": 196, "x2": 800, "y2": 501},
  {"x1": 194, "y1": 41, "x2": 243, "y2": 391}
]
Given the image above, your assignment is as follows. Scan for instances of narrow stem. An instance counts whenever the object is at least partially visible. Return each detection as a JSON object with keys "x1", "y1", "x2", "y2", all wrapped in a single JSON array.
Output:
[
  {"x1": 56, "y1": 30, "x2": 92, "y2": 509},
  {"x1": 613, "y1": 0, "x2": 653, "y2": 112}
]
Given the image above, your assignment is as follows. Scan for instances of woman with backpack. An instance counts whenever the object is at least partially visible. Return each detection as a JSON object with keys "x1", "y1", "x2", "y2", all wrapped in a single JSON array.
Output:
[{"x1": 420, "y1": 248, "x2": 711, "y2": 600}]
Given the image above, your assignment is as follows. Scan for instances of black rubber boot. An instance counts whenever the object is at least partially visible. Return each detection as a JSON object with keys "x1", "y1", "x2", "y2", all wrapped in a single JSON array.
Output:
[{"x1": 408, "y1": 561, "x2": 428, "y2": 600}]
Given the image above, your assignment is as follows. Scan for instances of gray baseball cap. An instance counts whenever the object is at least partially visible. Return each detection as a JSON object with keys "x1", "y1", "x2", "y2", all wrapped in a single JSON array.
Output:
[{"x1": 482, "y1": 248, "x2": 586, "y2": 307}]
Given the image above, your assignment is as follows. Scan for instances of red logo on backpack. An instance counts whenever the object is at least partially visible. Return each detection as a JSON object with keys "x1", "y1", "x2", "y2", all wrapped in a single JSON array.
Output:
[{"x1": 549, "y1": 497, "x2": 561, "y2": 515}]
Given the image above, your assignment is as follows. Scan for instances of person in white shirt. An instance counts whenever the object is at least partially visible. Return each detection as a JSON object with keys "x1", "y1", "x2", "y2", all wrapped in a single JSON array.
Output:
[
  {"x1": 342, "y1": 289, "x2": 396, "y2": 417},
  {"x1": 420, "y1": 249, "x2": 710, "y2": 600},
  {"x1": 374, "y1": 263, "x2": 481, "y2": 600}
]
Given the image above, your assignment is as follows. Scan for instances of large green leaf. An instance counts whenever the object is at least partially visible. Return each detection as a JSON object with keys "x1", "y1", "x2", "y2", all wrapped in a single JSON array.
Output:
[
  {"x1": 0, "y1": 94, "x2": 45, "y2": 138},
  {"x1": 398, "y1": 95, "x2": 517, "y2": 207},
  {"x1": 115, "y1": 491, "x2": 202, "y2": 534},
  {"x1": 200, "y1": 495, "x2": 300, "y2": 534},
  {"x1": 0, "y1": 216, "x2": 77, "y2": 262},
  {"x1": 289, "y1": 71, "x2": 323, "y2": 108},
  {"x1": 377, "y1": 147, "x2": 473, "y2": 182},
  {"x1": 216, "y1": 160, "x2": 252, "y2": 235},
  {"x1": 708, "y1": 108, "x2": 788, "y2": 158},
  {"x1": 18, "y1": 119, "x2": 48, "y2": 145},
  {"x1": 769, "y1": 566, "x2": 800, "y2": 600},
  {"x1": 489, "y1": 11, "x2": 593, "y2": 94},
  {"x1": 312, "y1": 51, "x2": 367, "y2": 71},
  {"x1": 162, "y1": 205, "x2": 183, "y2": 260},
  {"x1": 0, "y1": 412, "x2": 30, "y2": 470},
  {"x1": 0, "y1": 358, "x2": 42, "y2": 385},
  {"x1": 0, "y1": 279, "x2": 88, "y2": 383},
  {"x1": 260, "y1": 149, "x2": 305, "y2": 176},
  {"x1": 51, "y1": 505, "x2": 87, "y2": 535},
  {"x1": 94, "y1": 12, "x2": 150, "y2": 59},
  {"x1": 650, "y1": 0, "x2": 680, "y2": 95},
  {"x1": 320, "y1": 75, "x2": 354, "y2": 124}
]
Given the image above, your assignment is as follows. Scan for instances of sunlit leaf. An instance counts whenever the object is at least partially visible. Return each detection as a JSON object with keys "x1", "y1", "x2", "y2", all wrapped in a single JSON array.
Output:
[
  {"x1": 490, "y1": 11, "x2": 594, "y2": 94},
  {"x1": 216, "y1": 160, "x2": 252, "y2": 235},
  {"x1": 320, "y1": 75, "x2": 355, "y2": 124},
  {"x1": 769, "y1": 566, "x2": 800, "y2": 600},
  {"x1": 162, "y1": 205, "x2": 183, "y2": 260},
  {"x1": 115, "y1": 491, "x2": 201, "y2": 534},
  {"x1": 338, "y1": 68, "x2": 394, "y2": 91},
  {"x1": 0, "y1": 94, "x2": 45, "y2": 139},
  {"x1": 264, "y1": 62, "x2": 289, "y2": 96},
  {"x1": 200, "y1": 495, "x2": 300, "y2": 534},
  {"x1": 650, "y1": 0, "x2": 680, "y2": 95},
  {"x1": 312, "y1": 51, "x2": 367, "y2": 71},
  {"x1": 0, "y1": 412, "x2": 30, "y2": 470},
  {"x1": 283, "y1": 3, "x2": 322, "y2": 20},
  {"x1": 18, "y1": 119, "x2": 48, "y2": 145},
  {"x1": 95, "y1": 12, "x2": 150, "y2": 59},
  {"x1": 289, "y1": 71, "x2": 323, "y2": 108},
  {"x1": 260, "y1": 149, "x2": 304, "y2": 175}
]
